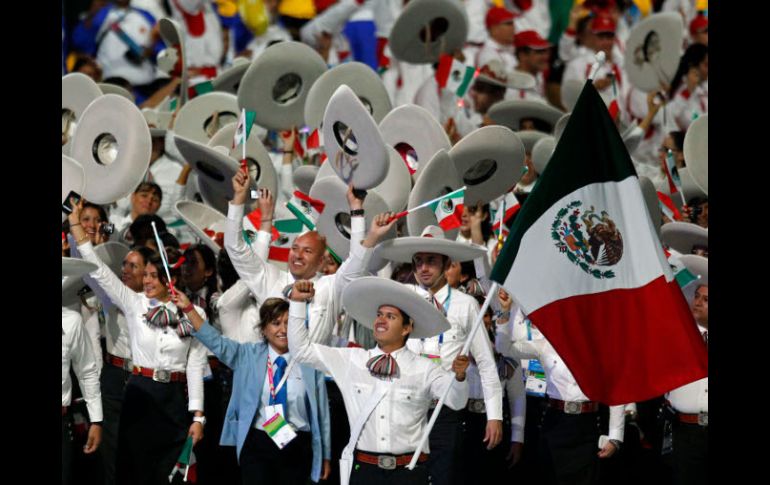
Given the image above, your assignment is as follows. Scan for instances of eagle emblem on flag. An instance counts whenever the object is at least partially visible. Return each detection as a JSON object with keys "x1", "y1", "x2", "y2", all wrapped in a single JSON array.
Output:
[{"x1": 552, "y1": 201, "x2": 622, "y2": 279}]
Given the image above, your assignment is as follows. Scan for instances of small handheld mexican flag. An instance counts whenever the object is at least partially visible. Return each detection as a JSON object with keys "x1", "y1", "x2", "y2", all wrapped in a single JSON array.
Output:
[
  {"x1": 428, "y1": 187, "x2": 465, "y2": 231},
  {"x1": 232, "y1": 108, "x2": 256, "y2": 150},
  {"x1": 168, "y1": 436, "x2": 196, "y2": 483},
  {"x1": 243, "y1": 209, "x2": 305, "y2": 263},
  {"x1": 286, "y1": 190, "x2": 326, "y2": 229},
  {"x1": 435, "y1": 54, "x2": 477, "y2": 98},
  {"x1": 657, "y1": 191, "x2": 683, "y2": 222},
  {"x1": 663, "y1": 247, "x2": 698, "y2": 289}
]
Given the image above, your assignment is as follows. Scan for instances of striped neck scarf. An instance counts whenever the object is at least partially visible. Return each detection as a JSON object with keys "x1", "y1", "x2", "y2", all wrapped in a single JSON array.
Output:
[
  {"x1": 366, "y1": 352, "x2": 399, "y2": 379},
  {"x1": 144, "y1": 304, "x2": 194, "y2": 338}
]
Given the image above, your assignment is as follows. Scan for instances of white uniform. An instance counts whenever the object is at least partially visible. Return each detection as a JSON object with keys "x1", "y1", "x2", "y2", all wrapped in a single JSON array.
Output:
[
  {"x1": 168, "y1": 0, "x2": 224, "y2": 71},
  {"x1": 563, "y1": 50, "x2": 626, "y2": 111},
  {"x1": 95, "y1": 6, "x2": 158, "y2": 85},
  {"x1": 62, "y1": 307, "x2": 104, "y2": 422},
  {"x1": 509, "y1": 0, "x2": 551, "y2": 40},
  {"x1": 300, "y1": 0, "x2": 359, "y2": 67},
  {"x1": 475, "y1": 38, "x2": 517, "y2": 72},
  {"x1": 665, "y1": 324, "x2": 708, "y2": 415}
]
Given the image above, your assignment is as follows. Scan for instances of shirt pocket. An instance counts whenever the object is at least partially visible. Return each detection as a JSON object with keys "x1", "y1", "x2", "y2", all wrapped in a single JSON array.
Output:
[{"x1": 393, "y1": 387, "x2": 428, "y2": 427}]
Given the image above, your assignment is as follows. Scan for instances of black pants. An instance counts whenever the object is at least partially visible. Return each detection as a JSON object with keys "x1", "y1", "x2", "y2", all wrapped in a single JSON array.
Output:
[
  {"x1": 99, "y1": 363, "x2": 130, "y2": 485},
  {"x1": 62, "y1": 412, "x2": 73, "y2": 485},
  {"x1": 461, "y1": 409, "x2": 509, "y2": 484},
  {"x1": 538, "y1": 408, "x2": 602, "y2": 485},
  {"x1": 426, "y1": 406, "x2": 464, "y2": 485},
  {"x1": 239, "y1": 427, "x2": 312, "y2": 485},
  {"x1": 196, "y1": 367, "x2": 240, "y2": 485},
  {"x1": 115, "y1": 375, "x2": 190, "y2": 485},
  {"x1": 349, "y1": 458, "x2": 429, "y2": 485},
  {"x1": 326, "y1": 379, "x2": 351, "y2": 485},
  {"x1": 510, "y1": 395, "x2": 548, "y2": 483},
  {"x1": 671, "y1": 422, "x2": 708, "y2": 485}
]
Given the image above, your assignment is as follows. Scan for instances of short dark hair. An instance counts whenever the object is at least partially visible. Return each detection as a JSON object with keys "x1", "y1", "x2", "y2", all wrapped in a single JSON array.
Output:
[
  {"x1": 473, "y1": 79, "x2": 507, "y2": 99},
  {"x1": 217, "y1": 249, "x2": 240, "y2": 292},
  {"x1": 81, "y1": 202, "x2": 108, "y2": 222},
  {"x1": 128, "y1": 245, "x2": 155, "y2": 266},
  {"x1": 134, "y1": 182, "x2": 163, "y2": 202},
  {"x1": 146, "y1": 247, "x2": 182, "y2": 286},
  {"x1": 258, "y1": 298, "x2": 289, "y2": 331},
  {"x1": 128, "y1": 215, "x2": 167, "y2": 246}
]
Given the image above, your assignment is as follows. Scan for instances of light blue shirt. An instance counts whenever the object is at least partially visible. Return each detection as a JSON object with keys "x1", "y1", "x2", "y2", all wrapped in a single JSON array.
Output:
[{"x1": 255, "y1": 346, "x2": 310, "y2": 432}]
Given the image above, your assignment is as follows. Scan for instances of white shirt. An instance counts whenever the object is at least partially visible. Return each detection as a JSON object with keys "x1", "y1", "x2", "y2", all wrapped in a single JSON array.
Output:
[
  {"x1": 491, "y1": 321, "x2": 527, "y2": 443},
  {"x1": 475, "y1": 38, "x2": 517, "y2": 72},
  {"x1": 255, "y1": 347, "x2": 310, "y2": 432},
  {"x1": 62, "y1": 307, "x2": 103, "y2": 422},
  {"x1": 247, "y1": 24, "x2": 292, "y2": 60},
  {"x1": 404, "y1": 283, "x2": 504, "y2": 420},
  {"x1": 563, "y1": 50, "x2": 626, "y2": 110},
  {"x1": 289, "y1": 301, "x2": 469, "y2": 454},
  {"x1": 77, "y1": 241, "x2": 209, "y2": 411},
  {"x1": 507, "y1": 328, "x2": 625, "y2": 441},
  {"x1": 224, "y1": 203, "x2": 369, "y2": 346},
  {"x1": 666, "y1": 324, "x2": 708, "y2": 415},
  {"x1": 168, "y1": 0, "x2": 224, "y2": 69},
  {"x1": 215, "y1": 280, "x2": 262, "y2": 344},
  {"x1": 668, "y1": 80, "x2": 708, "y2": 131},
  {"x1": 512, "y1": 0, "x2": 551, "y2": 39},
  {"x1": 87, "y1": 305, "x2": 133, "y2": 363},
  {"x1": 95, "y1": 7, "x2": 157, "y2": 86}
]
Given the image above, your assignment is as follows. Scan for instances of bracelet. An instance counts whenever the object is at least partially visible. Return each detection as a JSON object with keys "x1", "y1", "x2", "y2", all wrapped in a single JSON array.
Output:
[
  {"x1": 350, "y1": 209, "x2": 365, "y2": 217},
  {"x1": 181, "y1": 303, "x2": 195, "y2": 313},
  {"x1": 70, "y1": 222, "x2": 81, "y2": 227}
]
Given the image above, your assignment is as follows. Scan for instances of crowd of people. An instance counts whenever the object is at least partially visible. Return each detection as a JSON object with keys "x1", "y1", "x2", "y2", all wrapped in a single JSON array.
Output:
[{"x1": 62, "y1": 1, "x2": 708, "y2": 484}]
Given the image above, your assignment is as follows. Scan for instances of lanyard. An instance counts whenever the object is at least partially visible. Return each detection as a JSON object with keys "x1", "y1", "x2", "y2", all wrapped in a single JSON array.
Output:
[
  {"x1": 422, "y1": 287, "x2": 451, "y2": 345},
  {"x1": 266, "y1": 354, "x2": 279, "y2": 401}
]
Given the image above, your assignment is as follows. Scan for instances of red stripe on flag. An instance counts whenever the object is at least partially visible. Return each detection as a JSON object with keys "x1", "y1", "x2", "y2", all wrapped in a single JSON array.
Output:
[
  {"x1": 438, "y1": 203, "x2": 464, "y2": 231},
  {"x1": 293, "y1": 137, "x2": 305, "y2": 158},
  {"x1": 529, "y1": 275, "x2": 708, "y2": 405},
  {"x1": 307, "y1": 129, "x2": 320, "y2": 150},
  {"x1": 246, "y1": 209, "x2": 280, "y2": 241},
  {"x1": 293, "y1": 190, "x2": 326, "y2": 213},
  {"x1": 268, "y1": 246, "x2": 290, "y2": 262}
]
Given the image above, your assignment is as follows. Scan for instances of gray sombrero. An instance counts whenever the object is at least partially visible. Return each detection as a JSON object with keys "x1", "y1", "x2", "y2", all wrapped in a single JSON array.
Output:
[
  {"x1": 388, "y1": 0, "x2": 469, "y2": 64},
  {"x1": 449, "y1": 125, "x2": 526, "y2": 206},
  {"x1": 378, "y1": 103, "x2": 451, "y2": 183},
  {"x1": 174, "y1": 135, "x2": 241, "y2": 214},
  {"x1": 212, "y1": 57, "x2": 252, "y2": 95},
  {"x1": 237, "y1": 41, "x2": 327, "y2": 131},
  {"x1": 70, "y1": 94, "x2": 151, "y2": 205},
  {"x1": 487, "y1": 99, "x2": 564, "y2": 133},
  {"x1": 625, "y1": 12, "x2": 684, "y2": 92},
  {"x1": 660, "y1": 221, "x2": 707, "y2": 255},
  {"x1": 62, "y1": 155, "x2": 86, "y2": 223},
  {"x1": 174, "y1": 92, "x2": 240, "y2": 145},
  {"x1": 174, "y1": 200, "x2": 228, "y2": 252},
  {"x1": 683, "y1": 114, "x2": 707, "y2": 196},
  {"x1": 406, "y1": 149, "x2": 462, "y2": 239},
  {"x1": 322, "y1": 84, "x2": 389, "y2": 190},
  {"x1": 62, "y1": 72, "x2": 102, "y2": 155},
  {"x1": 374, "y1": 224, "x2": 487, "y2": 263},
  {"x1": 531, "y1": 136, "x2": 556, "y2": 175},
  {"x1": 304, "y1": 62, "x2": 392, "y2": 130},
  {"x1": 677, "y1": 254, "x2": 708, "y2": 303},
  {"x1": 342, "y1": 276, "x2": 451, "y2": 339},
  {"x1": 208, "y1": 122, "x2": 278, "y2": 200}
]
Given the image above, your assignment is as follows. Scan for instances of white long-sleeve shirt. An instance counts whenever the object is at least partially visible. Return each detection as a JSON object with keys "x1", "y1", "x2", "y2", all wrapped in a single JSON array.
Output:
[
  {"x1": 167, "y1": 0, "x2": 224, "y2": 69},
  {"x1": 62, "y1": 307, "x2": 103, "y2": 422},
  {"x1": 666, "y1": 324, "x2": 708, "y2": 415},
  {"x1": 288, "y1": 301, "x2": 469, "y2": 454},
  {"x1": 214, "y1": 280, "x2": 262, "y2": 344},
  {"x1": 77, "y1": 241, "x2": 209, "y2": 411}
]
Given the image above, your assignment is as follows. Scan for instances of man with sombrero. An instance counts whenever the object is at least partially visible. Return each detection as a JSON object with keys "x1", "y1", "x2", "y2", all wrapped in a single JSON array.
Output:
[
  {"x1": 350, "y1": 214, "x2": 504, "y2": 485},
  {"x1": 287, "y1": 274, "x2": 471, "y2": 485}
]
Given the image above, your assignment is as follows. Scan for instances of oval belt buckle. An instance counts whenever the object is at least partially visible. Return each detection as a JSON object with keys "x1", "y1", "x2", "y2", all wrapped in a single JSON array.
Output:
[
  {"x1": 153, "y1": 369, "x2": 171, "y2": 383},
  {"x1": 697, "y1": 413, "x2": 708, "y2": 426},
  {"x1": 378, "y1": 455, "x2": 397, "y2": 470},
  {"x1": 565, "y1": 401, "x2": 581, "y2": 414}
]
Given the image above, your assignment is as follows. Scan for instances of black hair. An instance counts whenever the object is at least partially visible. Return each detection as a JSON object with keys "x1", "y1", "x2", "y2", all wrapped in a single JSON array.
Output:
[
  {"x1": 128, "y1": 215, "x2": 167, "y2": 246},
  {"x1": 81, "y1": 202, "x2": 108, "y2": 223},
  {"x1": 473, "y1": 79, "x2": 507, "y2": 100},
  {"x1": 159, "y1": 231, "x2": 180, "y2": 249},
  {"x1": 146, "y1": 247, "x2": 181, "y2": 287},
  {"x1": 182, "y1": 244, "x2": 219, "y2": 318},
  {"x1": 669, "y1": 131, "x2": 686, "y2": 152},
  {"x1": 390, "y1": 262, "x2": 417, "y2": 285},
  {"x1": 258, "y1": 298, "x2": 289, "y2": 332},
  {"x1": 133, "y1": 181, "x2": 163, "y2": 202},
  {"x1": 128, "y1": 245, "x2": 156, "y2": 266},
  {"x1": 217, "y1": 249, "x2": 240, "y2": 292},
  {"x1": 668, "y1": 43, "x2": 708, "y2": 98}
]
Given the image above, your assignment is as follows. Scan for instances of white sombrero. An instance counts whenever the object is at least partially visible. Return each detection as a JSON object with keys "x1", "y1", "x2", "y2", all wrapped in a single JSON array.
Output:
[
  {"x1": 370, "y1": 146, "x2": 412, "y2": 213},
  {"x1": 293, "y1": 165, "x2": 320, "y2": 195},
  {"x1": 70, "y1": 94, "x2": 152, "y2": 205},
  {"x1": 322, "y1": 84, "x2": 389, "y2": 190},
  {"x1": 449, "y1": 125, "x2": 525, "y2": 206},
  {"x1": 309, "y1": 176, "x2": 395, "y2": 260},
  {"x1": 174, "y1": 92, "x2": 240, "y2": 145},
  {"x1": 388, "y1": 0, "x2": 469, "y2": 64},
  {"x1": 554, "y1": 113, "x2": 571, "y2": 142},
  {"x1": 342, "y1": 276, "x2": 451, "y2": 339},
  {"x1": 62, "y1": 72, "x2": 102, "y2": 155},
  {"x1": 62, "y1": 257, "x2": 98, "y2": 294},
  {"x1": 639, "y1": 176, "x2": 662, "y2": 237},
  {"x1": 678, "y1": 167, "x2": 707, "y2": 206},
  {"x1": 98, "y1": 82, "x2": 135, "y2": 103},
  {"x1": 158, "y1": 18, "x2": 189, "y2": 106},
  {"x1": 375, "y1": 224, "x2": 487, "y2": 263},
  {"x1": 560, "y1": 79, "x2": 583, "y2": 112},
  {"x1": 208, "y1": 121, "x2": 278, "y2": 199},
  {"x1": 174, "y1": 200, "x2": 228, "y2": 252},
  {"x1": 677, "y1": 254, "x2": 708, "y2": 303},
  {"x1": 237, "y1": 41, "x2": 327, "y2": 131},
  {"x1": 62, "y1": 155, "x2": 86, "y2": 223},
  {"x1": 625, "y1": 12, "x2": 684, "y2": 92},
  {"x1": 94, "y1": 241, "x2": 131, "y2": 278},
  {"x1": 531, "y1": 136, "x2": 556, "y2": 175},
  {"x1": 661, "y1": 221, "x2": 708, "y2": 255},
  {"x1": 487, "y1": 100, "x2": 564, "y2": 133},
  {"x1": 378, "y1": 104, "x2": 451, "y2": 183},
  {"x1": 406, "y1": 149, "x2": 462, "y2": 239},
  {"x1": 174, "y1": 135, "x2": 240, "y2": 214},
  {"x1": 516, "y1": 129, "x2": 549, "y2": 154},
  {"x1": 304, "y1": 62, "x2": 392, "y2": 130},
  {"x1": 683, "y1": 114, "x2": 707, "y2": 196},
  {"x1": 211, "y1": 57, "x2": 252, "y2": 95}
]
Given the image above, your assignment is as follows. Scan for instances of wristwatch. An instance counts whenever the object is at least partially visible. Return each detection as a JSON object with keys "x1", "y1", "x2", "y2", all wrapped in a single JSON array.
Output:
[
  {"x1": 350, "y1": 209, "x2": 365, "y2": 217},
  {"x1": 193, "y1": 416, "x2": 207, "y2": 426}
]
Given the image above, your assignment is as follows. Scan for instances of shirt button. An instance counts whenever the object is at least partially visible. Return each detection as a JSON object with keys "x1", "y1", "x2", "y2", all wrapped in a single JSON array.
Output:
[
  {"x1": 380, "y1": 415, "x2": 384, "y2": 419},
  {"x1": 381, "y1": 437, "x2": 385, "y2": 441}
]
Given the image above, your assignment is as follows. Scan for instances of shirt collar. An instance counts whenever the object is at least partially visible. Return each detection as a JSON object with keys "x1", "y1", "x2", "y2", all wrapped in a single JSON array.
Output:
[
  {"x1": 372, "y1": 344, "x2": 409, "y2": 361},
  {"x1": 268, "y1": 344, "x2": 291, "y2": 364}
]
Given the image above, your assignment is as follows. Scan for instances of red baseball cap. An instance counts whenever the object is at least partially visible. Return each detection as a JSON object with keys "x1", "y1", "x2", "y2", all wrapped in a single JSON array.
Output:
[
  {"x1": 689, "y1": 15, "x2": 708, "y2": 36},
  {"x1": 590, "y1": 14, "x2": 616, "y2": 34},
  {"x1": 486, "y1": 7, "x2": 517, "y2": 29},
  {"x1": 514, "y1": 30, "x2": 551, "y2": 50}
]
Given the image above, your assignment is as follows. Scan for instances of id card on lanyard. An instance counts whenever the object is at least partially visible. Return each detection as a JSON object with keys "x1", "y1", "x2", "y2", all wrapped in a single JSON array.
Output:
[
  {"x1": 420, "y1": 287, "x2": 451, "y2": 362},
  {"x1": 524, "y1": 318, "x2": 547, "y2": 397},
  {"x1": 261, "y1": 355, "x2": 297, "y2": 448}
]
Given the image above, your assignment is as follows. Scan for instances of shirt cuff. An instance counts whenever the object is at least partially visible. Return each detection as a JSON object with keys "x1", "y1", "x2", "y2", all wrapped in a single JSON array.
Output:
[
  {"x1": 511, "y1": 425, "x2": 525, "y2": 444},
  {"x1": 188, "y1": 399, "x2": 204, "y2": 412},
  {"x1": 609, "y1": 428, "x2": 624, "y2": 442},
  {"x1": 289, "y1": 300, "x2": 307, "y2": 319}
]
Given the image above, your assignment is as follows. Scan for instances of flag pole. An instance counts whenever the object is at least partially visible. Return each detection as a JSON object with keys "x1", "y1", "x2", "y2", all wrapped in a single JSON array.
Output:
[
  {"x1": 387, "y1": 186, "x2": 467, "y2": 223},
  {"x1": 407, "y1": 281, "x2": 500, "y2": 470},
  {"x1": 587, "y1": 51, "x2": 606, "y2": 81},
  {"x1": 151, "y1": 221, "x2": 176, "y2": 296}
]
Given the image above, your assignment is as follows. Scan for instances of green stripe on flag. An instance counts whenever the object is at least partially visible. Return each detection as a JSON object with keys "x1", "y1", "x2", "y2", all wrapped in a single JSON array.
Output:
[
  {"x1": 274, "y1": 218, "x2": 305, "y2": 233},
  {"x1": 168, "y1": 218, "x2": 187, "y2": 228},
  {"x1": 169, "y1": 98, "x2": 178, "y2": 111},
  {"x1": 490, "y1": 81, "x2": 637, "y2": 283},
  {"x1": 193, "y1": 81, "x2": 214, "y2": 96},
  {"x1": 456, "y1": 67, "x2": 476, "y2": 97},
  {"x1": 675, "y1": 268, "x2": 698, "y2": 288},
  {"x1": 286, "y1": 202, "x2": 317, "y2": 230}
]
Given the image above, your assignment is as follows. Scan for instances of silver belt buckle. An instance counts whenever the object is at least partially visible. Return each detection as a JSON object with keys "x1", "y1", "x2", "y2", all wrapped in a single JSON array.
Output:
[
  {"x1": 377, "y1": 455, "x2": 397, "y2": 470},
  {"x1": 122, "y1": 359, "x2": 133, "y2": 372},
  {"x1": 153, "y1": 369, "x2": 171, "y2": 383},
  {"x1": 697, "y1": 413, "x2": 708, "y2": 426},
  {"x1": 564, "y1": 401, "x2": 582, "y2": 414},
  {"x1": 468, "y1": 399, "x2": 486, "y2": 414}
]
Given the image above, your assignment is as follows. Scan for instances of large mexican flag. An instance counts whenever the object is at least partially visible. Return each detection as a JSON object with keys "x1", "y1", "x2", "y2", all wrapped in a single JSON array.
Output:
[{"x1": 490, "y1": 81, "x2": 708, "y2": 405}]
